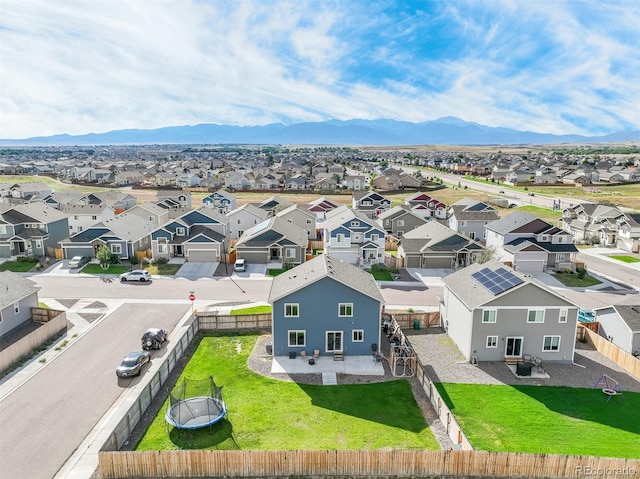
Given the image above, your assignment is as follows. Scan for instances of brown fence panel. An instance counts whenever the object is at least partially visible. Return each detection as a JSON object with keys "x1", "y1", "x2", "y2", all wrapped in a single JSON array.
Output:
[
  {"x1": 31, "y1": 307, "x2": 64, "y2": 323},
  {"x1": 98, "y1": 450, "x2": 640, "y2": 479},
  {"x1": 584, "y1": 327, "x2": 640, "y2": 379}
]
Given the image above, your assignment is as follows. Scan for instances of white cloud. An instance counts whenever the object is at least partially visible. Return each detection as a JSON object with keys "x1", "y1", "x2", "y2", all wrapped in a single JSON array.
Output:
[{"x1": 0, "y1": 0, "x2": 638, "y2": 139}]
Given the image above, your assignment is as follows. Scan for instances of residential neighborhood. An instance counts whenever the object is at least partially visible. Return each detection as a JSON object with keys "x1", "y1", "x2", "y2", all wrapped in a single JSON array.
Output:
[{"x1": 0, "y1": 146, "x2": 639, "y2": 479}]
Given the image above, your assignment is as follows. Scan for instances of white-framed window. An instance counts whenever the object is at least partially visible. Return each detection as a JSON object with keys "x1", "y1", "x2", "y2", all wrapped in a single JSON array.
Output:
[
  {"x1": 352, "y1": 330, "x2": 364, "y2": 342},
  {"x1": 527, "y1": 309, "x2": 545, "y2": 323},
  {"x1": 397, "y1": 219, "x2": 404, "y2": 226},
  {"x1": 176, "y1": 227, "x2": 186, "y2": 236},
  {"x1": 288, "y1": 330, "x2": 305, "y2": 347},
  {"x1": 486, "y1": 336, "x2": 498, "y2": 348},
  {"x1": 371, "y1": 234, "x2": 379, "y2": 242},
  {"x1": 559, "y1": 308, "x2": 568, "y2": 323},
  {"x1": 237, "y1": 230, "x2": 244, "y2": 237},
  {"x1": 285, "y1": 247, "x2": 296, "y2": 259},
  {"x1": 237, "y1": 218, "x2": 244, "y2": 224},
  {"x1": 482, "y1": 309, "x2": 497, "y2": 323},
  {"x1": 468, "y1": 232, "x2": 476, "y2": 240},
  {"x1": 149, "y1": 216, "x2": 154, "y2": 221},
  {"x1": 543, "y1": 335, "x2": 561, "y2": 352},
  {"x1": 339, "y1": 303, "x2": 353, "y2": 317},
  {"x1": 35, "y1": 240, "x2": 41, "y2": 248},
  {"x1": 92, "y1": 215, "x2": 98, "y2": 220},
  {"x1": 74, "y1": 215, "x2": 79, "y2": 220},
  {"x1": 336, "y1": 233, "x2": 345, "y2": 244},
  {"x1": 460, "y1": 220, "x2": 467, "y2": 227},
  {"x1": 158, "y1": 238, "x2": 168, "y2": 254},
  {"x1": 351, "y1": 221, "x2": 359, "y2": 227},
  {"x1": 14, "y1": 302, "x2": 20, "y2": 314},
  {"x1": 557, "y1": 253, "x2": 566, "y2": 261},
  {"x1": 306, "y1": 219, "x2": 312, "y2": 224},
  {"x1": 284, "y1": 303, "x2": 299, "y2": 318},
  {"x1": 110, "y1": 244, "x2": 122, "y2": 255}
]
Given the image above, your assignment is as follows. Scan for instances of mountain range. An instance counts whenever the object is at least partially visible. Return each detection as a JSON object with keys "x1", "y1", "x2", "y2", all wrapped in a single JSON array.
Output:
[{"x1": 2, "y1": 117, "x2": 639, "y2": 146}]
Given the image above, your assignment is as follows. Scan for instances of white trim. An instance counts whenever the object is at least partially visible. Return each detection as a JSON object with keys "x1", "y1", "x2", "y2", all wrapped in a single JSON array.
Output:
[
  {"x1": 352, "y1": 329, "x2": 364, "y2": 342},
  {"x1": 284, "y1": 303, "x2": 299, "y2": 318},
  {"x1": 288, "y1": 330, "x2": 305, "y2": 347},
  {"x1": 338, "y1": 303, "x2": 353, "y2": 317},
  {"x1": 527, "y1": 309, "x2": 545, "y2": 323},
  {"x1": 482, "y1": 308, "x2": 497, "y2": 323},
  {"x1": 559, "y1": 308, "x2": 568, "y2": 323},
  {"x1": 542, "y1": 335, "x2": 561, "y2": 352},
  {"x1": 486, "y1": 335, "x2": 498, "y2": 348}
]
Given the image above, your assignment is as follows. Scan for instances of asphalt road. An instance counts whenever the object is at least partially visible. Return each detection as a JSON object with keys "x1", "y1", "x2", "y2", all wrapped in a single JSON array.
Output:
[{"x1": 0, "y1": 302, "x2": 189, "y2": 479}]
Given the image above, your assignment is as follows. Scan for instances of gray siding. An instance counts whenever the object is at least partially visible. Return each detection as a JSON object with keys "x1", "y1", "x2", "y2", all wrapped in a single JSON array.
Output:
[
  {"x1": 47, "y1": 217, "x2": 70, "y2": 251},
  {"x1": 596, "y1": 307, "x2": 635, "y2": 354},
  {"x1": 0, "y1": 293, "x2": 38, "y2": 337},
  {"x1": 440, "y1": 288, "x2": 473, "y2": 360},
  {"x1": 272, "y1": 277, "x2": 381, "y2": 357},
  {"x1": 237, "y1": 249, "x2": 269, "y2": 264}
]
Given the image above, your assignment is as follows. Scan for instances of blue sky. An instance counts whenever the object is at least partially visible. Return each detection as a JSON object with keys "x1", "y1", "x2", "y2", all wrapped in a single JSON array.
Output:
[{"x1": 1, "y1": 0, "x2": 639, "y2": 139}]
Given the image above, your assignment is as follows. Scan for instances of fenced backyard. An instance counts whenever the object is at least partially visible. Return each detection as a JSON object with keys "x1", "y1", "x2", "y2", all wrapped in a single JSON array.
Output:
[{"x1": 582, "y1": 326, "x2": 640, "y2": 379}]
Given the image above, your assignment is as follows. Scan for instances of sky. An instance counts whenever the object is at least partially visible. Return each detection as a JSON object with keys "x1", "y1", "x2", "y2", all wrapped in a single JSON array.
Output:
[{"x1": 1, "y1": 0, "x2": 639, "y2": 139}]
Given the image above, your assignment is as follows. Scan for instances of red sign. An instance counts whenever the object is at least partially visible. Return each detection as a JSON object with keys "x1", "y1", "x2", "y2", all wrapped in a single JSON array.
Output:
[{"x1": 189, "y1": 294, "x2": 196, "y2": 301}]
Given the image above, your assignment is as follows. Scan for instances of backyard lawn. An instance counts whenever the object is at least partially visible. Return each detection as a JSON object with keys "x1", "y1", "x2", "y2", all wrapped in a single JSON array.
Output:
[
  {"x1": 435, "y1": 383, "x2": 640, "y2": 458},
  {"x1": 136, "y1": 334, "x2": 439, "y2": 451}
]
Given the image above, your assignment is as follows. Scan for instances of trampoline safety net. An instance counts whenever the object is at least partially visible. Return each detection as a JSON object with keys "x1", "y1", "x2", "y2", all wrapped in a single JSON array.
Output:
[{"x1": 165, "y1": 375, "x2": 227, "y2": 429}]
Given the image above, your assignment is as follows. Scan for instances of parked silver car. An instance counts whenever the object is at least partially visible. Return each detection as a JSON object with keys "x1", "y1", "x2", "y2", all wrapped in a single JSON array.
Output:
[
  {"x1": 116, "y1": 351, "x2": 151, "y2": 377},
  {"x1": 68, "y1": 256, "x2": 90, "y2": 268},
  {"x1": 119, "y1": 269, "x2": 151, "y2": 282}
]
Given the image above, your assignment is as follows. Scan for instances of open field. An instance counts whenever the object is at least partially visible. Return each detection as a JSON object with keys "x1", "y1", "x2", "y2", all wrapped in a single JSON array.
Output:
[
  {"x1": 435, "y1": 382, "x2": 640, "y2": 458},
  {"x1": 135, "y1": 334, "x2": 439, "y2": 451}
]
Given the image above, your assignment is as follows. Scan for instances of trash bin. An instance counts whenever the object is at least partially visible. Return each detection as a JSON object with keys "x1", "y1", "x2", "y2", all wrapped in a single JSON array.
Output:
[
  {"x1": 413, "y1": 319, "x2": 420, "y2": 330},
  {"x1": 289, "y1": 351, "x2": 296, "y2": 359},
  {"x1": 266, "y1": 342, "x2": 273, "y2": 354}
]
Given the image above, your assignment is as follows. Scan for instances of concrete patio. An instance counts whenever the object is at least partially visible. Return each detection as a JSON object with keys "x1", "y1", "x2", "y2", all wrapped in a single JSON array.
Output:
[{"x1": 271, "y1": 354, "x2": 385, "y2": 376}]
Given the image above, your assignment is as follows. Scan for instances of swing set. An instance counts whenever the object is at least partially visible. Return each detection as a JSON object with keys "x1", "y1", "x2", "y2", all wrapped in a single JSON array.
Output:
[{"x1": 592, "y1": 373, "x2": 624, "y2": 403}]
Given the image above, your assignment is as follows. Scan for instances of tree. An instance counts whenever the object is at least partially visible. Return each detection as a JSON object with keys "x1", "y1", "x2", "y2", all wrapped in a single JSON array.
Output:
[
  {"x1": 96, "y1": 245, "x2": 112, "y2": 270},
  {"x1": 474, "y1": 246, "x2": 498, "y2": 264}
]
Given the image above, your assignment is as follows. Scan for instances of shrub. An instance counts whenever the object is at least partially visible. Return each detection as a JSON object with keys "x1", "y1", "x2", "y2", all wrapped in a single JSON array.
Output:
[
  {"x1": 155, "y1": 257, "x2": 169, "y2": 265},
  {"x1": 17, "y1": 256, "x2": 39, "y2": 263},
  {"x1": 576, "y1": 267, "x2": 586, "y2": 280}
]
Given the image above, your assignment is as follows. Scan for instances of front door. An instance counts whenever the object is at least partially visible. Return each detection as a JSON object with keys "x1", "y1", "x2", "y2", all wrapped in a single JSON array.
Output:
[
  {"x1": 270, "y1": 247, "x2": 279, "y2": 259},
  {"x1": 505, "y1": 337, "x2": 523, "y2": 357},
  {"x1": 175, "y1": 245, "x2": 183, "y2": 256},
  {"x1": 326, "y1": 331, "x2": 343, "y2": 352}
]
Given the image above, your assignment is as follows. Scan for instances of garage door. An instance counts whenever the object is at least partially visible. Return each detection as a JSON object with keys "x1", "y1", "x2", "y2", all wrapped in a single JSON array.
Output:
[
  {"x1": 405, "y1": 255, "x2": 421, "y2": 268},
  {"x1": 187, "y1": 250, "x2": 218, "y2": 262},
  {"x1": 421, "y1": 256, "x2": 452, "y2": 268},
  {"x1": 237, "y1": 251, "x2": 268, "y2": 264},
  {"x1": 516, "y1": 260, "x2": 544, "y2": 272}
]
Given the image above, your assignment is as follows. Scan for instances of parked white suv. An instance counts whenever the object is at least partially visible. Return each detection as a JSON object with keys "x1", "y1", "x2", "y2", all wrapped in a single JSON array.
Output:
[
  {"x1": 119, "y1": 269, "x2": 151, "y2": 282},
  {"x1": 234, "y1": 259, "x2": 246, "y2": 272}
]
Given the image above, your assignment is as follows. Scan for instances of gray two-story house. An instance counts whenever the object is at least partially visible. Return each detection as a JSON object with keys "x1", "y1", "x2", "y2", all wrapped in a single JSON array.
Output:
[
  {"x1": 440, "y1": 260, "x2": 579, "y2": 363},
  {"x1": 268, "y1": 255, "x2": 384, "y2": 359},
  {"x1": 0, "y1": 271, "x2": 40, "y2": 338},
  {"x1": 377, "y1": 205, "x2": 428, "y2": 238},
  {"x1": 0, "y1": 203, "x2": 69, "y2": 258},
  {"x1": 448, "y1": 198, "x2": 499, "y2": 242}
]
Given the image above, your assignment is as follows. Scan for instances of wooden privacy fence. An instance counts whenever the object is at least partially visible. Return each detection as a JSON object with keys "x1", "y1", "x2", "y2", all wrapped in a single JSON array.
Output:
[
  {"x1": 384, "y1": 252, "x2": 404, "y2": 269},
  {"x1": 0, "y1": 312, "x2": 67, "y2": 374},
  {"x1": 583, "y1": 327, "x2": 640, "y2": 379},
  {"x1": 99, "y1": 449, "x2": 640, "y2": 479},
  {"x1": 196, "y1": 312, "x2": 271, "y2": 331},
  {"x1": 391, "y1": 311, "x2": 440, "y2": 329},
  {"x1": 31, "y1": 307, "x2": 65, "y2": 323}
]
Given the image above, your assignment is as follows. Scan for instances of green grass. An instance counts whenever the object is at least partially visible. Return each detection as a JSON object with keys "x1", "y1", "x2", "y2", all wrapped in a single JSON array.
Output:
[
  {"x1": 312, "y1": 249, "x2": 323, "y2": 255},
  {"x1": 368, "y1": 269, "x2": 393, "y2": 281},
  {"x1": 0, "y1": 261, "x2": 37, "y2": 272},
  {"x1": 609, "y1": 255, "x2": 640, "y2": 263},
  {"x1": 386, "y1": 250, "x2": 398, "y2": 257},
  {"x1": 136, "y1": 334, "x2": 439, "y2": 451},
  {"x1": 81, "y1": 264, "x2": 130, "y2": 275},
  {"x1": 435, "y1": 383, "x2": 640, "y2": 458},
  {"x1": 515, "y1": 205, "x2": 562, "y2": 223},
  {"x1": 145, "y1": 263, "x2": 182, "y2": 275},
  {"x1": 230, "y1": 305, "x2": 272, "y2": 315},
  {"x1": 552, "y1": 272, "x2": 602, "y2": 287},
  {"x1": 267, "y1": 268, "x2": 286, "y2": 276}
]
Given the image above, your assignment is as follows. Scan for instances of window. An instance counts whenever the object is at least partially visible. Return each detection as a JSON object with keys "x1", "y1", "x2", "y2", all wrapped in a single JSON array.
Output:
[
  {"x1": 559, "y1": 308, "x2": 568, "y2": 323},
  {"x1": 371, "y1": 234, "x2": 379, "y2": 242},
  {"x1": 285, "y1": 247, "x2": 296, "y2": 259},
  {"x1": 92, "y1": 215, "x2": 98, "y2": 220},
  {"x1": 336, "y1": 233, "x2": 345, "y2": 244},
  {"x1": 541, "y1": 235, "x2": 549, "y2": 242},
  {"x1": 397, "y1": 220, "x2": 404, "y2": 226},
  {"x1": 284, "y1": 303, "x2": 299, "y2": 317},
  {"x1": 176, "y1": 227, "x2": 186, "y2": 236},
  {"x1": 149, "y1": 216, "x2": 154, "y2": 221},
  {"x1": 35, "y1": 240, "x2": 41, "y2": 248},
  {"x1": 306, "y1": 219, "x2": 312, "y2": 224},
  {"x1": 482, "y1": 309, "x2": 497, "y2": 323},
  {"x1": 351, "y1": 221, "x2": 359, "y2": 227},
  {"x1": 543, "y1": 335, "x2": 561, "y2": 351},
  {"x1": 288, "y1": 330, "x2": 305, "y2": 346},
  {"x1": 468, "y1": 232, "x2": 476, "y2": 240},
  {"x1": 352, "y1": 330, "x2": 364, "y2": 342},
  {"x1": 237, "y1": 218, "x2": 244, "y2": 224},
  {"x1": 158, "y1": 238, "x2": 168, "y2": 254},
  {"x1": 556, "y1": 253, "x2": 566, "y2": 261},
  {"x1": 110, "y1": 244, "x2": 122, "y2": 255},
  {"x1": 486, "y1": 336, "x2": 498, "y2": 348},
  {"x1": 237, "y1": 230, "x2": 244, "y2": 237},
  {"x1": 14, "y1": 302, "x2": 20, "y2": 314},
  {"x1": 460, "y1": 221, "x2": 467, "y2": 227},
  {"x1": 339, "y1": 303, "x2": 353, "y2": 317},
  {"x1": 527, "y1": 310, "x2": 545, "y2": 323},
  {"x1": 74, "y1": 215, "x2": 79, "y2": 220}
]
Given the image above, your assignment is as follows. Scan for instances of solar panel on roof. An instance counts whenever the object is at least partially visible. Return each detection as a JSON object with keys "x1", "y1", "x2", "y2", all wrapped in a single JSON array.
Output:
[{"x1": 472, "y1": 266, "x2": 524, "y2": 295}]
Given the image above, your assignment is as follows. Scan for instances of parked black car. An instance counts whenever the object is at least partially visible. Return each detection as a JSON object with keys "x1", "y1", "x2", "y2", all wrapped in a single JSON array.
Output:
[{"x1": 141, "y1": 328, "x2": 168, "y2": 350}]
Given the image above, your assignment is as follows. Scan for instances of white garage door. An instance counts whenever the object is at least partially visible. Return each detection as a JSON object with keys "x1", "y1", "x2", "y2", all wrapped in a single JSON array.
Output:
[
  {"x1": 187, "y1": 250, "x2": 218, "y2": 262},
  {"x1": 516, "y1": 260, "x2": 544, "y2": 272}
]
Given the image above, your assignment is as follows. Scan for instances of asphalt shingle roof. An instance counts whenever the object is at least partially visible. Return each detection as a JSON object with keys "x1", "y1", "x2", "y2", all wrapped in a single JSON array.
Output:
[{"x1": 0, "y1": 271, "x2": 39, "y2": 308}]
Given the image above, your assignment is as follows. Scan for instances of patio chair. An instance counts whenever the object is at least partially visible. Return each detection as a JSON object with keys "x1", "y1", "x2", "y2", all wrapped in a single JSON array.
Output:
[
  {"x1": 535, "y1": 357, "x2": 545, "y2": 373},
  {"x1": 312, "y1": 349, "x2": 320, "y2": 360},
  {"x1": 300, "y1": 350, "x2": 308, "y2": 361},
  {"x1": 523, "y1": 354, "x2": 532, "y2": 363}
]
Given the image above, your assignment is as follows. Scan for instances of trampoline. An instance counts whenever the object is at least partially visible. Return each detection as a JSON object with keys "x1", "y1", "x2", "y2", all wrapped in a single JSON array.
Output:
[{"x1": 165, "y1": 376, "x2": 227, "y2": 430}]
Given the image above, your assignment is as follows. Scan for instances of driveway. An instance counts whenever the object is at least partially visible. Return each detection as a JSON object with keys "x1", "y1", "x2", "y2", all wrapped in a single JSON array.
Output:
[
  {"x1": 232, "y1": 262, "x2": 268, "y2": 279},
  {"x1": 174, "y1": 261, "x2": 219, "y2": 279}
]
